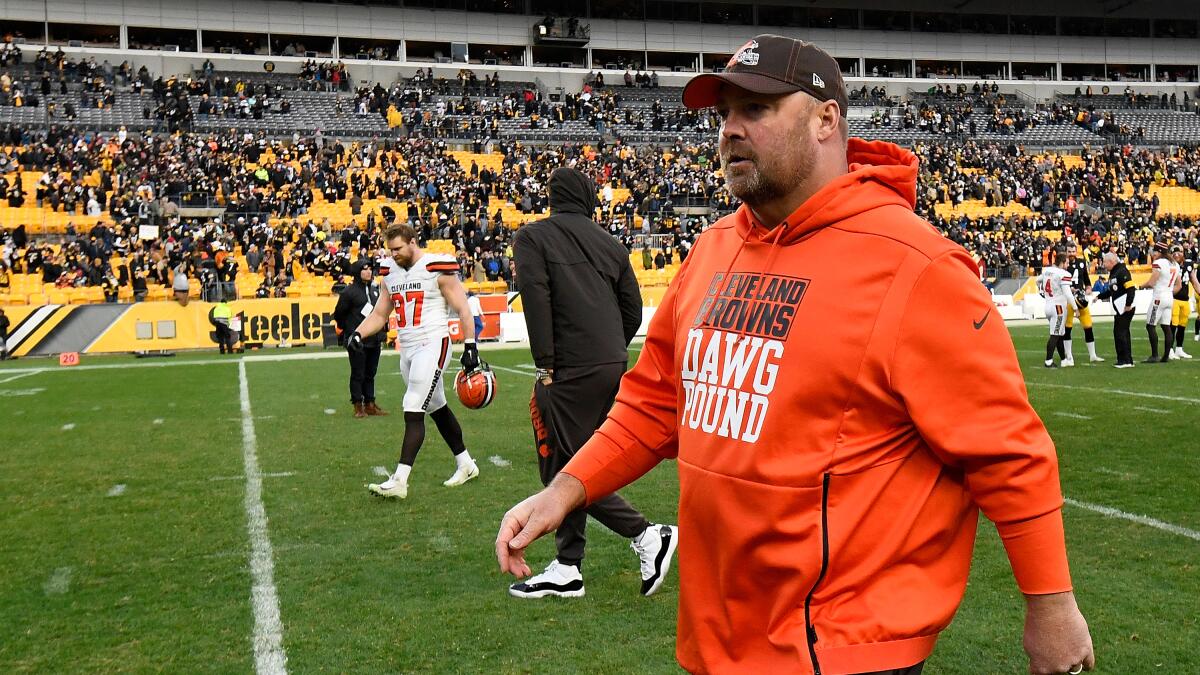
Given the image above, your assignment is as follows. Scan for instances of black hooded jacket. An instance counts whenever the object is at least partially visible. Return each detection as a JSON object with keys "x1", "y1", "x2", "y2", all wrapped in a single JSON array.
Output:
[
  {"x1": 513, "y1": 167, "x2": 642, "y2": 369},
  {"x1": 333, "y1": 259, "x2": 384, "y2": 345}
]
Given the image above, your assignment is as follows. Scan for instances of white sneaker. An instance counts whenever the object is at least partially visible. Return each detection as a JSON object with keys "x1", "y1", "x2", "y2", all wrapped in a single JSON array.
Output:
[
  {"x1": 1090, "y1": 354, "x2": 1105, "y2": 363},
  {"x1": 1114, "y1": 363, "x2": 1135, "y2": 369},
  {"x1": 508, "y1": 560, "x2": 584, "y2": 598},
  {"x1": 1194, "y1": 333, "x2": 1199, "y2": 342},
  {"x1": 1168, "y1": 350, "x2": 1180, "y2": 361},
  {"x1": 631, "y1": 524, "x2": 679, "y2": 597},
  {"x1": 366, "y1": 478, "x2": 408, "y2": 499},
  {"x1": 443, "y1": 460, "x2": 479, "y2": 487},
  {"x1": 1061, "y1": 358, "x2": 1075, "y2": 368},
  {"x1": 1178, "y1": 348, "x2": 1193, "y2": 359}
]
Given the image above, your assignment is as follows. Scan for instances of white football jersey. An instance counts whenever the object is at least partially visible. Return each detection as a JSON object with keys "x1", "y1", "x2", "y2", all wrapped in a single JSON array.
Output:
[
  {"x1": 1151, "y1": 258, "x2": 1175, "y2": 298},
  {"x1": 1038, "y1": 265, "x2": 1073, "y2": 305},
  {"x1": 381, "y1": 253, "x2": 461, "y2": 348}
]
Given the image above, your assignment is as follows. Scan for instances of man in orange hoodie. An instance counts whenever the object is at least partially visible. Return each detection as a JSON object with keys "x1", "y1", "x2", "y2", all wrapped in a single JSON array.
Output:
[{"x1": 497, "y1": 35, "x2": 1094, "y2": 675}]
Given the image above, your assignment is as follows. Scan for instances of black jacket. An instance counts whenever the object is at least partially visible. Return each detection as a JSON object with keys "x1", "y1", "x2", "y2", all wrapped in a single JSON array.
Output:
[
  {"x1": 1097, "y1": 262, "x2": 1136, "y2": 313},
  {"x1": 333, "y1": 259, "x2": 385, "y2": 346},
  {"x1": 513, "y1": 167, "x2": 642, "y2": 369}
]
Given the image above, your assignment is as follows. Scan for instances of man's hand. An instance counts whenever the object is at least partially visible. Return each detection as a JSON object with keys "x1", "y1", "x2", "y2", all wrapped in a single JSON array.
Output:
[
  {"x1": 460, "y1": 341, "x2": 480, "y2": 371},
  {"x1": 346, "y1": 332, "x2": 364, "y2": 353},
  {"x1": 496, "y1": 474, "x2": 586, "y2": 578},
  {"x1": 1023, "y1": 591, "x2": 1095, "y2": 674}
]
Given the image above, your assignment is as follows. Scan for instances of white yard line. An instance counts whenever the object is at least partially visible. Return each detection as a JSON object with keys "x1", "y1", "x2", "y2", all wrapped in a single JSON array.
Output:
[
  {"x1": 1133, "y1": 406, "x2": 1170, "y2": 414},
  {"x1": 489, "y1": 364, "x2": 536, "y2": 379},
  {"x1": 1053, "y1": 412, "x2": 1092, "y2": 420},
  {"x1": 0, "y1": 358, "x2": 236, "y2": 375},
  {"x1": 0, "y1": 388, "x2": 44, "y2": 397},
  {"x1": 0, "y1": 370, "x2": 38, "y2": 384},
  {"x1": 106, "y1": 484, "x2": 127, "y2": 497},
  {"x1": 1027, "y1": 381, "x2": 1200, "y2": 405},
  {"x1": 237, "y1": 361, "x2": 288, "y2": 675},
  {"x1": 1093, "y1": 467, "x2": 1138, "y2": 480},
  {"x1": 1064, "y1": 497, "x2": 1200, "y2": 542},
  {"x1": 210, "y1": 472, "x2": 296, "y2": 482},
  {"x1": 42, "y1": 566, "x2": 73, "y2": 595}
]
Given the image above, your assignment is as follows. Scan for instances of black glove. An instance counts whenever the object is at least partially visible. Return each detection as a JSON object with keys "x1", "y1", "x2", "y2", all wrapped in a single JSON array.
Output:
[
  {"x1": 346, "y1": 331, "x2": 364, "y2": 353},
  {"x1": 460, "y1": 341, "x2": 479, "y2": 372}
]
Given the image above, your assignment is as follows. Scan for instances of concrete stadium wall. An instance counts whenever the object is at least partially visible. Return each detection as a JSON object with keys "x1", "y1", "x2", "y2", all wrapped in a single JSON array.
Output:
[{"x1": 3, "y1": 0, "x2": 1199, "y2": 92}]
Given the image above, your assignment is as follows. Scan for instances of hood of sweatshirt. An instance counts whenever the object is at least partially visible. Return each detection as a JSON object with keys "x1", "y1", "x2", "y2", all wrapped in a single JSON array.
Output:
[
  {"x1": 734, "y1": 138, "x2": 918, "y2": 245},
  {"x1": 350, "y1": 258, "x2": 372, "y2": 284},
  {"x1": 548, "y1": 166, "x2": 598, "y2": 217}
]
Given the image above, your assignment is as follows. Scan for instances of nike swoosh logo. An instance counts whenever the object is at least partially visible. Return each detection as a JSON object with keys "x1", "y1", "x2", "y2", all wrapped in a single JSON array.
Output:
[{"x1": 973, "y1": 309, "x2": 991, "y2": 330}]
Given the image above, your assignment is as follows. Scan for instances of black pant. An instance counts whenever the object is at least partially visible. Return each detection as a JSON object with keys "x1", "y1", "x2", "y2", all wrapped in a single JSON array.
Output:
[
  {"x1": 348, "y1": 342, "x2": 381, "y2": 404},
  {"x1": 531, "y1": 362, "x2": 650, "y2": 568},
  {"x1": 1114, "y1": 309, "x2": 1134, "y2": 364},
  {"x1": 215, "y1": 323, "x2": 234, "y2": 353}
]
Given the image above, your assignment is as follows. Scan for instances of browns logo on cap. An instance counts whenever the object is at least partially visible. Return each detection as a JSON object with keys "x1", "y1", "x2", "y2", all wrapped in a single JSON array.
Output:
[{"x1": 683, "y1": 34, "x2": 848, "y2": 117}]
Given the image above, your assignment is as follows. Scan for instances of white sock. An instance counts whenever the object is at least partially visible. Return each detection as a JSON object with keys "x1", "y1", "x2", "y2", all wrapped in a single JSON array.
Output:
[
  {"x1": 1086, "y1": 341, "x2": 1098, "y2": 359},
  {"x1": 1063, "y1": 339, "x2": 1073, "y2": 359},
  {"x1": 455, "y1": 451, "x2": 474, "y2": 470},
  {"x1": 393, "y1": 463, "x2": 412, "y2": 484}
]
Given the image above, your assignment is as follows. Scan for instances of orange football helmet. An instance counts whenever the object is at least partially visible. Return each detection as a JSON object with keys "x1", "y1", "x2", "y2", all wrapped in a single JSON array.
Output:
[{"x1": 454, "y1": 362, "x2": 497, "y2": 409}]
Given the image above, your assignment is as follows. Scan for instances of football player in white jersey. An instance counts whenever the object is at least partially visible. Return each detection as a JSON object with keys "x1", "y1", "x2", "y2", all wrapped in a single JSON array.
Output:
[
  {"x1": 1139, "y1": 241, "x2": 1182, "y2": 363},
  {"x1": 1037, "y1": 249, "x2": 1077, "y2": 368},
  {"x1": 349, "y1": 224, "x2": 481, "y2": 499}
]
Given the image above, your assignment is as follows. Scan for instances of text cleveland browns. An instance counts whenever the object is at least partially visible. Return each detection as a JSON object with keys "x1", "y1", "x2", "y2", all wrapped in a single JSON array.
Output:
[{"x1": 682, "y1": 272, "x2": 808, "y2": 442}]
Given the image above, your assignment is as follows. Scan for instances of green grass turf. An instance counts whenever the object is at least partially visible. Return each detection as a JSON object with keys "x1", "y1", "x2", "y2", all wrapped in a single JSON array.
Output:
[{"x1": 0, "y1": 323, "x2": 1196, "y2": 673}]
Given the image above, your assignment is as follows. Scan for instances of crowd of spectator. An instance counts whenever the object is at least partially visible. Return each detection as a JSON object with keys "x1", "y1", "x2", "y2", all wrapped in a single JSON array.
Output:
[
  {"x1": 915, "y1": 140, "x2": 1200, "y2": 276},
  {"x1": 3, "y1": 58, "x2": 1200, "y2": 300}
]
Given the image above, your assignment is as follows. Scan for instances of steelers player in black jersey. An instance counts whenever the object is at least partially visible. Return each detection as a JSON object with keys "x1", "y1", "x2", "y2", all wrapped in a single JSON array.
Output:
[
  {"x1": 1064, "y1": 245, "x2": 1104, "y2": 364},
  {"x1": 1171, "y1": 246, "x2": 1194, "y2": 359}
]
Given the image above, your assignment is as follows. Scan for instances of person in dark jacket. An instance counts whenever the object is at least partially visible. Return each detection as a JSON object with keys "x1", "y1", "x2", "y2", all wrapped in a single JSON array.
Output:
[
  {"x1": 0, "y1": 307, "x2": 10, "y2": 359},
  {"x1": 508, "y1": 166, "x2": 677, "y2": 599},
  {"x1": 1097, "y1": 251, "x2": 1138, "y2": 367},
  {"x1": 333, "y1": 259, "x2": 388, "y2": 418}
]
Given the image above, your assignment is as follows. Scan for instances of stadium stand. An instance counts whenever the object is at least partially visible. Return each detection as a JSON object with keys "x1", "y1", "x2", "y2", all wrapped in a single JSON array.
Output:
[{"x1": 2, "y1": 30, "x2": 1200, "y2": 308}]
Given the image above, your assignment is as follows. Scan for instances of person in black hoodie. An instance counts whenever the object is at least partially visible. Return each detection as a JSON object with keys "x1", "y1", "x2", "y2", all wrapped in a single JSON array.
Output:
[
  {"x1": 0, "y1": 307, "x2": 10, "y2": 360},
  {"x1": 507, "y1": 167, "x2": 677, "y2": 600},
  {"x1": 333, "y1": 259, "x2": 388, "y2": 418}
]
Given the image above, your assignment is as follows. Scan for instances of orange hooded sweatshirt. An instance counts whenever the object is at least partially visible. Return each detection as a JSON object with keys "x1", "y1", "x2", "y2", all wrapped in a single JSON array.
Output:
[{"x1": 563, "y1": 138, "x2": 1072, "y2": 674}]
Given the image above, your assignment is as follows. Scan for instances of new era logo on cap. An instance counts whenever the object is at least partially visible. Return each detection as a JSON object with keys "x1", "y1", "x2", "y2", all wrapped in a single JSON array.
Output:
[{"x1": 683, "y1": 34, "x2": 847, "y2": 116}]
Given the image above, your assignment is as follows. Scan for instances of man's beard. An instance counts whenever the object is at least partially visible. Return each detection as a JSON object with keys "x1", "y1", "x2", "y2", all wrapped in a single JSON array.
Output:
[{"x1": 721, "y1": 134, "x2": 815, "y2": 208}]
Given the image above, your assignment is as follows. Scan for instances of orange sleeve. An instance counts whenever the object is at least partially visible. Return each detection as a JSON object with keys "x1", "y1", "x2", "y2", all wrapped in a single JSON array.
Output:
[
  {"x1": 891, "y1": 250, "x2": 1072, "y2": 594},
  {"x1": 561, "y1": 259, "x2": 686, "y2": 503}
]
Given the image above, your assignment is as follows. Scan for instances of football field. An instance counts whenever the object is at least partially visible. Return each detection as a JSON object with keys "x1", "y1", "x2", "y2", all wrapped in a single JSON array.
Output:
[{"x1": 1, "y1": 323, "x2": 1197, "y2": 674}]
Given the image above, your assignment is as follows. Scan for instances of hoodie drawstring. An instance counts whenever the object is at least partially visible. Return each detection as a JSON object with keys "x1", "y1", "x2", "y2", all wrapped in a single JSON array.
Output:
[
  {"x1": 763, "y1": 220, "x2": 788, "y2": 275},
  {"x1": 720, "y1": 214, "x2": 790, "y2": 287}
]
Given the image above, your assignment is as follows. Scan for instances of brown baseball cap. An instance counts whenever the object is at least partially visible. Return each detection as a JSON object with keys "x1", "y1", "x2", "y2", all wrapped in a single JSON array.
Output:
[{"x1": 682, "y1": 34, "x2": 848, "y2": 116}]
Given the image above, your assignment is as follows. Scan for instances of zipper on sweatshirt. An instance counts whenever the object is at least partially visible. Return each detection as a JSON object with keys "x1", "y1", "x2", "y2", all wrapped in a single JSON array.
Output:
[{"x1": 804, "y1": 472, "x2": 831, "y2": 675}]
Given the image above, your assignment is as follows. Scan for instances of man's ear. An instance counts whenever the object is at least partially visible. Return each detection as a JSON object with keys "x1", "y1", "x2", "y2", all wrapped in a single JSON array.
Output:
[{"x1": 814, "y1": 100, "x2": 842, "y2": 143}]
